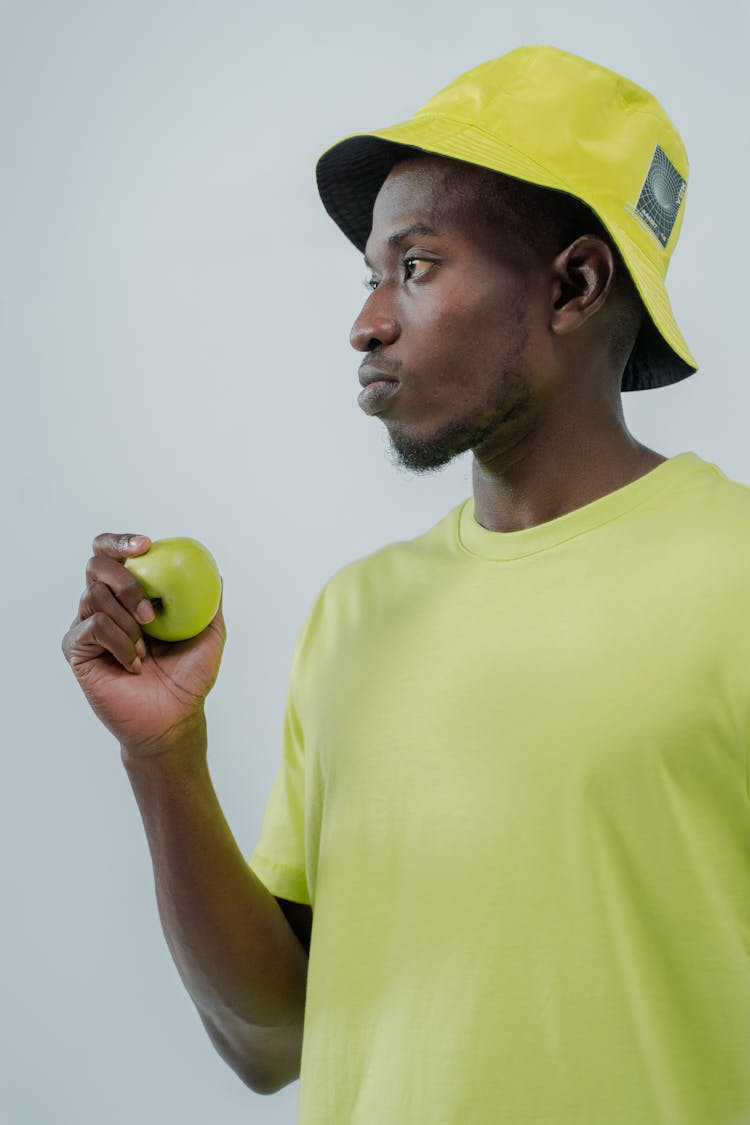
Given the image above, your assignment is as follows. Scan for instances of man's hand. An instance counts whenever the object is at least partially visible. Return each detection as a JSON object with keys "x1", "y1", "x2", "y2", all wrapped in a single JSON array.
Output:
[{"x1": 62, "y1": 532, "x2": 226, "y2": 756}]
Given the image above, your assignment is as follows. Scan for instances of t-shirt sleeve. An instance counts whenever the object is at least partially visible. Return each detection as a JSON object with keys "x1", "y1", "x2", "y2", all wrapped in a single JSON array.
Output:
[{"x1": 250, "y1": 609, "x2": 314, "y2": 906}]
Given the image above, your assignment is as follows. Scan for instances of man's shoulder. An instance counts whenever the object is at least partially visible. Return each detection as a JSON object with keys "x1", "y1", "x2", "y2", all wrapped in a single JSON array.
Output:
[
  {"x1": 326, "y1": 501, "x2": 466, "y2": 590},
  {"x1": 659, "y1": 456, "x2": 750, "y2": 602},
  {"x1": 681, "y1": 455, "x2": 750, "y2": 531},
  {"x1": 294, "y1": 501, "x2": 466, "y2": 650}
]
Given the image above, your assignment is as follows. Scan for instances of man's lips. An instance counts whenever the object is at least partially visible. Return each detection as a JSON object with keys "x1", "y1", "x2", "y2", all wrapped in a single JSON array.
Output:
[
  {"x1": 358, "y1": 362, "x2": 400, "y2": 388},
  {"x1": 357, "y1": 363, "x2": 401, "y2": 415}
]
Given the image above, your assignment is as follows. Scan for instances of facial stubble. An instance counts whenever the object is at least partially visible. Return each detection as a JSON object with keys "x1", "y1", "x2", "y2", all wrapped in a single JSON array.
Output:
[{"x1": 384, "y1": 305, "x2": 534, "y2": 475}]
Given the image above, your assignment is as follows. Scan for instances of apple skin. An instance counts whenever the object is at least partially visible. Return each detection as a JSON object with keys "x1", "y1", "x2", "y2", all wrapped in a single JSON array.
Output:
[{"x1": 124, "y1": 537, "x2": 221, "y2": 642}]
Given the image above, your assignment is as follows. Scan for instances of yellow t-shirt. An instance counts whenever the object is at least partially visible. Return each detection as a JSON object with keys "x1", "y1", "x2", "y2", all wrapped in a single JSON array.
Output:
[{"x1": 251, "y1": 452, "x2": 750, "y2": 1124}]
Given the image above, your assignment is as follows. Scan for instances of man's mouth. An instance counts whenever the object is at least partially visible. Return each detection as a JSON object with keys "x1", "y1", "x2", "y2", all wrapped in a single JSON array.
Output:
[
  {"x1": 357, "y1": 371, "x2": 401, "y2": 415},
  {"x1": 358, "y1": 362, "x2": 400, "y2": 388}
]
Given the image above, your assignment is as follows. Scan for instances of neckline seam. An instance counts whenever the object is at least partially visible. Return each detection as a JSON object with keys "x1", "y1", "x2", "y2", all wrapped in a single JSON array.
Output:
[{"x1": 455, "y1": 453, "x2": 702, "y2": 563}]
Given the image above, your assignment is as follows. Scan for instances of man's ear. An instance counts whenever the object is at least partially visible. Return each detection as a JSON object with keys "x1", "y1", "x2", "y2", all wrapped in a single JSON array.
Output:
[{"x1": 550, "y1": 237, "x2": 615, "y2": 337}]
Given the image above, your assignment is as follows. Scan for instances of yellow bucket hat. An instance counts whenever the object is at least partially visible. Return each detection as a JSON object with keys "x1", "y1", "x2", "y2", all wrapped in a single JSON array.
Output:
[{"x1": 316, "y1": 45, "x2": 696, "y2": 392}]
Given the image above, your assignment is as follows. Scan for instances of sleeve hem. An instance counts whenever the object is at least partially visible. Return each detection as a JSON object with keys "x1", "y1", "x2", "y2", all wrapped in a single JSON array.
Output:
[{"x1": 251, "y1": 851, "x2": 311, "y2": 906}]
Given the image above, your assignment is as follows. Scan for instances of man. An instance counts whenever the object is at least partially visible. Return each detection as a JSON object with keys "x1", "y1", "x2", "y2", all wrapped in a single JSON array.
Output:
[{"x1": 63, "y1": 46, "x2": 750, "y2": 1124}]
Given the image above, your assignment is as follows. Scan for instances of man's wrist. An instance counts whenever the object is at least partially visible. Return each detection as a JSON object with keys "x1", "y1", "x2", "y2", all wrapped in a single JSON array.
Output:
[{"x1": 120, "y1": 709, "x2": 208, "y2": 774}]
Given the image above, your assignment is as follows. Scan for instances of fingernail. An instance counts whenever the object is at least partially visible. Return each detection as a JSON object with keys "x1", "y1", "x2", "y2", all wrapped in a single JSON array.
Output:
[
  {"x1": 135, "y1": 638, "x2": 147, "y2": 659},
  {"x1": 136, "y1": 600, "x2": 155, "y2": 624},
  {"x1": 117, "y1": 534, "x2": 140, "y2": 553},
  {"x1": 130, "y1": 656, "x2": 143, "y2": 674}
]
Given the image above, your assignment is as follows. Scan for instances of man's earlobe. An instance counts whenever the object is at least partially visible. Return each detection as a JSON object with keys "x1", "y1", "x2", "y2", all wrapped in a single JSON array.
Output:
[{"x1": 550, "y1": 238, "x2": 615, "y2": 337}]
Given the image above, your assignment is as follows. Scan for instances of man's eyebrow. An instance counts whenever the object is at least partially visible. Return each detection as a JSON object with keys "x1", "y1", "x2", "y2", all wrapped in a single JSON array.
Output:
[{"x1": 364, "y1": 223, "x2": 439, "y2": 268}]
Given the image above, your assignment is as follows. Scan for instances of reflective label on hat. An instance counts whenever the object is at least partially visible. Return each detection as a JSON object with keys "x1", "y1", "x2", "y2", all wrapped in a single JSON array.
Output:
[{"x1": 633, "y1": 146, "x2": 687, "y2": 248}]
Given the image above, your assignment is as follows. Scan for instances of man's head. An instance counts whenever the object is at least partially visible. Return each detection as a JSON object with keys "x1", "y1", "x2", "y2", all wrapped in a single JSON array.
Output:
[
  {"x1": 352, "y1": 153, "x2": 645, "y2": 473},
  {"x1": 318, "y1": 45, "x2": 696, "y2": 399}
]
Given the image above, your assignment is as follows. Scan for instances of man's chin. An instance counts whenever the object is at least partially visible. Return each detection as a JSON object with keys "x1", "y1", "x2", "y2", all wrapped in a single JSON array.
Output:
[
  {"x1": 383, "y1": 381, "x2": 534, "y2": 475},
  {"x1": 385, "y1": 428, "x2": 472, "y2": 474}
]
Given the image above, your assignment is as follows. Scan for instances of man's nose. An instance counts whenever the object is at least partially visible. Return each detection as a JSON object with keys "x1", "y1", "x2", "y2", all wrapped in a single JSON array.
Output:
[{"x1": 350, "y1": 289, "x2": 400, "y2": 352}]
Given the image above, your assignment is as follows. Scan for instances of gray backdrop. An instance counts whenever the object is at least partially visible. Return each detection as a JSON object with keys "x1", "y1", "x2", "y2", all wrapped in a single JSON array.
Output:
[{"x1": 2, "y1": 1, "x2": 748, "y2": 1122}]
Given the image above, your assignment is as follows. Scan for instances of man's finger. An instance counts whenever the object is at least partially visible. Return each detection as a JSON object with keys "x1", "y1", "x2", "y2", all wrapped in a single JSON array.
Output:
[
  {"x1": 91, "y1": 532, "x2": 152, "y2": 559},
  {"x1": 63, "y1": 612, "x2": 144, "y2": 674},
  {"x1": 78, "y1": 580, "x2": 148, "y2": 655}
]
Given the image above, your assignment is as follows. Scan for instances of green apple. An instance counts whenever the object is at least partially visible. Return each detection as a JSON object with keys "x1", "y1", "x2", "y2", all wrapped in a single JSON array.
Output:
[{"x1": 124, "y1": 537, "x2": 221, "y2": 642}]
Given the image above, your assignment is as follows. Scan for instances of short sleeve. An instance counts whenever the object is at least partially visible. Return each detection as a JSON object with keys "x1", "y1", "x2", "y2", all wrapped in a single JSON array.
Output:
[{"x1": 250, "y1": 675, "x2": 310, "y2": 904}]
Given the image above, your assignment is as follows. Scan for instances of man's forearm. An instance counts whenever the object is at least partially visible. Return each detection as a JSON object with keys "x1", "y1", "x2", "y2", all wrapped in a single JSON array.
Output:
[{"x1": 121, "y1": 715, "x2": 308, "y2": 1092}]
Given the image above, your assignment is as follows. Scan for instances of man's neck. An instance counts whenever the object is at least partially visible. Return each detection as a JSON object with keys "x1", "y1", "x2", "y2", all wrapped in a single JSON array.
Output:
[{"x1": 471, "y1": 429, "x2": 666, "y2": 533}]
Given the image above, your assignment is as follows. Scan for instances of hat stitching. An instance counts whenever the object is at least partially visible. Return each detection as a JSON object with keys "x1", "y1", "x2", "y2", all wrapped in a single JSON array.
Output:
[{"x1": 399, "y1": 112, "x2": 572, "y2": 190}]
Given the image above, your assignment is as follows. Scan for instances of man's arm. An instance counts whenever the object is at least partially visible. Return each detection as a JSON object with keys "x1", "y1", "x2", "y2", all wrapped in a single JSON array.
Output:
[
  {"x1": 63, "y1": 533, "x2": 308, "y2": 1093},
  {"x1": 123, "y1": 718, "x2": 308, "y2": 1093}
]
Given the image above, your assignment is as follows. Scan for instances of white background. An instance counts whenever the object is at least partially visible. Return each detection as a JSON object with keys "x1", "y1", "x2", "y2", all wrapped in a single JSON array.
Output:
[{"x1": 2, "y1": 1, "x2": 748, "y2": 1122}]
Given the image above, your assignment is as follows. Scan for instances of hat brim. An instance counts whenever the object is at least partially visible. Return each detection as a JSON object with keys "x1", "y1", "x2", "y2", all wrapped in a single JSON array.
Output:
[{"x1": 316, "y1": 132, "x2": 696, "y2": 393}]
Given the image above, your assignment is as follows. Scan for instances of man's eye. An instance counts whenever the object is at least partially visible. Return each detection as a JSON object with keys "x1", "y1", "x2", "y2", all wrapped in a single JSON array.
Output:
[
  {"x1": 404, "y1": 257, "x2": 432, "y2": 281},
  {"x1": 363, "y1": 274, "x2": 380, "y2": 291}
]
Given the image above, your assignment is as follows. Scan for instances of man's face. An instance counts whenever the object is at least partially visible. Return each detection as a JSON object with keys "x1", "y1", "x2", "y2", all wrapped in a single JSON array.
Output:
[{"x1": 351, "y1": 156, "x2": 554, "y2": 473}]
